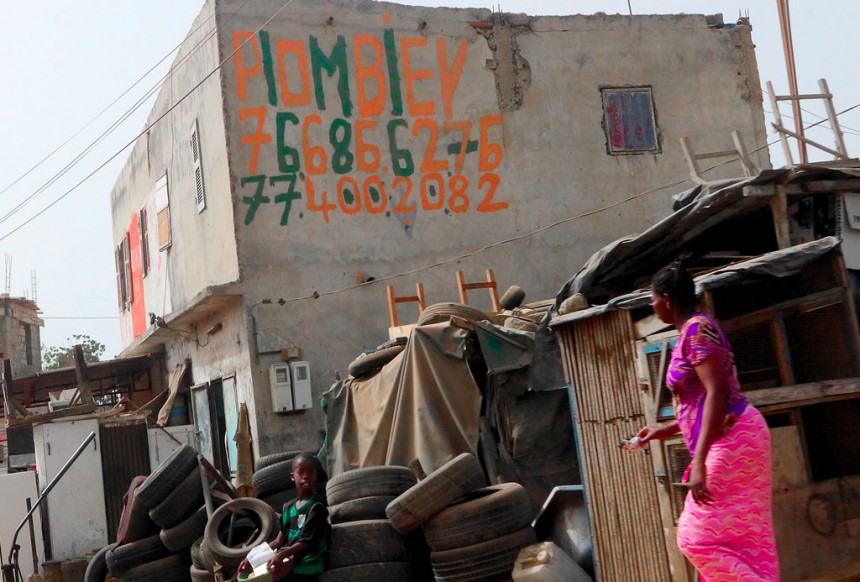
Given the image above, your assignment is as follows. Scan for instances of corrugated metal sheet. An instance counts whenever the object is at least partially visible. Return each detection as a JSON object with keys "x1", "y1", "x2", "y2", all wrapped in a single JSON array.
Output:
[
  {"x1": 556, "y1": 309, "x2": 671, "y2": 582},
  {"x1": 100, "y1": 419, "x2": 151, "y2": 542}
]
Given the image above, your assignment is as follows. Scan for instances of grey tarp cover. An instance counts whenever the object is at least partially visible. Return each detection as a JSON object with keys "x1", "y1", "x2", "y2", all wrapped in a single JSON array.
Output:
[
  {"x1": 323, "y1": 322, "x2": 482, "y2": 476},
  {"x1": 322, "y1": 320, "x2": 581, "y2": 503},
  {"x1": 551, "y1": 236, "x2": 842, "y2": 324},
  {"x1": 530, "y1": 164, "x2": 860, "y2": 390}
]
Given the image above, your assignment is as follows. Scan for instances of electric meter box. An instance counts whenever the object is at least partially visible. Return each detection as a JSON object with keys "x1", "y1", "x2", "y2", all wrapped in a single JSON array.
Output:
[
  {"x1": 290, "y1": 361, "x2": 313, "y2": 410},
  {"x1": 269, "y1": 363, "x2": 294, "y2": 412}
]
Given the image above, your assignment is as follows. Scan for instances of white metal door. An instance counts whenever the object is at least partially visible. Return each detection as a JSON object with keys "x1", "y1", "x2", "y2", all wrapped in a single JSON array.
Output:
[{"x1": 191, "y1": 383, "x2": 214, "y2": 465}]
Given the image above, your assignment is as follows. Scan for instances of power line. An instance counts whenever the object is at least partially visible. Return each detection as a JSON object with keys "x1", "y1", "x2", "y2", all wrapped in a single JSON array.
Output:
[
  {"x1": 0, "y1": 0, "x2": 295, "y2": 242},
  {"x1": 0, "y1": 10, "x2": 217, "y2": 201},
  {"x1": 0, "y1": 3, "x2": 256, "y2": 228}
]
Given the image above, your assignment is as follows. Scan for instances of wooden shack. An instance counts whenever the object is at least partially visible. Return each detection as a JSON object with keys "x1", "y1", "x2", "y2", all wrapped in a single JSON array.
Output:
[{"x1": 550, "y1": 163, "x2": 860, "y2": 581}]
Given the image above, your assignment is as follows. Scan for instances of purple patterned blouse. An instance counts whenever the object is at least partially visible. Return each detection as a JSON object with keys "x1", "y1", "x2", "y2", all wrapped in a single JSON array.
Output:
[{"x1": 666, "y1": 313, "x2": 748, "y2": 454}]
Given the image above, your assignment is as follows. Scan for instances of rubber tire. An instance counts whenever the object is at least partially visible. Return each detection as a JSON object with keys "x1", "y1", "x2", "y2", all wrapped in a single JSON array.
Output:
[
  {"x1": 260, "y1": 487, "x2": 297, "y2": 513},
  {"x1": 499, "y1": 285, "x2": 526, "y2": 310},
  {"x1": 347, "y1": 344, "x2": 406, "y2": 379},
  {"x1": 190, "y1": 564, "x2": 214, "y2": 581},
  {"x1": 160, "y1": 506, "x2": 208, "y2": 552},
  {"x1": 255, "y1": 450, "x2": 303, "y2": 472},
  {"x1": 417, "y1": 303, "x2": 488, "y2": 326},
  {"x1": 203, "y1": 498, "x2": 278, "y2": 568},
  {"x1": 136, "y1": 444, "x2": 198, "y2": 509},
  {"x1": 386, "y1": 453, "x2": 487, "y2": 534},
  {"x1": 106, "y1": 534, "x2": 170, "y2": 574},
  {"x1": 84, "y1": 543, "x2": 115, "y2": 582},
  {"x1": 329, "y1": 495, "x2": 398, "y2": 524},
  {"x1": 328, "y1": 520, "x2": 419, "y2": 569},
  {"x1": 149, "y1": 466, "x2": 204, "y2": 529},
  {"x1": 190, "y1": 538, "x2": 214, "y2": 570},
  {"x1": 423, "y1": 483, "x2": 533, "y2": 551},
  {"x1": 114, "y1": 554, "x2": 190, "y2": 582},
  {"x1": 252, "y1": 459, "x2": 294, "y2": 499},
  {"x1": 326, "y1": 466, "x2": 417, "y2": 506},
  {"x1": 430, "y1": 527, "x2": 536, "y2": 582},
  {"x1": 319, "y1": 561, "x2": 419, "y2": 582}
]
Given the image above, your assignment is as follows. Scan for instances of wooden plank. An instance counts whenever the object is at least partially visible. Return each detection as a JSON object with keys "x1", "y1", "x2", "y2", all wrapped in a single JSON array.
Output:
[
  {"x1": 770, "y1": 184, "x2": 791, "y2": 249},
  {"x1": 771, "y1": 313, "x2": 796, "y2": 386},
  {"x1": 6, "y1": 403, "x2": 98, "y2": 428},
  {"x1": 2, "y1": 359, "x2": 27, "y2": 420},
  {"x1": 73, "y1": 344, "x2": 95, "y2": 405},
  {"x1": 721, "y1": 287, "x2": 844, "y2": 333},
  {"x1": 747, "y1": 377, "x2": 860, "y2": 409}
]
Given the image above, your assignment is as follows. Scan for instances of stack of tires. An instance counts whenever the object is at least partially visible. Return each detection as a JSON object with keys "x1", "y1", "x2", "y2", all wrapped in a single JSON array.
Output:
[
  {"x1": 102, "y1": 444, "x2": 202, "y2": 581},
  {"x1": 321, "y1": 465, "x2": 430, "y2": 581},
  {"x1": 386, "y1": 453, "x2": 536, "y2": 582}
]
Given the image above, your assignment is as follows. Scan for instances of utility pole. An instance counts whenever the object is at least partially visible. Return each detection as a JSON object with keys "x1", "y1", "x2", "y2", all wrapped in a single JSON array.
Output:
[{"x1": 776, "y1": 0, "x2": 807, "y2": 163}]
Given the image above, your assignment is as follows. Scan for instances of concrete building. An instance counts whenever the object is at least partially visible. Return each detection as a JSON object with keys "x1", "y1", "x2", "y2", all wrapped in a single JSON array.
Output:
[
  {"x1": 110, "y1": 0, "x2": 770, "y2": 463},
  {"x1": 0, "y1": 296, "x2": 43, "y2": 378}
]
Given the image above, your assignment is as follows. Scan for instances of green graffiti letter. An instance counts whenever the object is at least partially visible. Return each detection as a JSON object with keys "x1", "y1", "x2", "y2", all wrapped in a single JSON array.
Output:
[
  {"x1": 383, "y1": 29, "x2": 403, "y2": 116},
  {"x1": 276, "y1": 112, "x2": 301, "y2": 173},
  {"x1": 258, "y1": 30, "x2": 278, "y2": 106},
  {"x1": 309, "y1": 35, "x2": 353, "y2": 117}
]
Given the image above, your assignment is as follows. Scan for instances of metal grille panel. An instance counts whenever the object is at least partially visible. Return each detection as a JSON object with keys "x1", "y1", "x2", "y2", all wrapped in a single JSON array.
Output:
[{"x1": 100, "y1": 419, "x2": 150, "y2": 542}]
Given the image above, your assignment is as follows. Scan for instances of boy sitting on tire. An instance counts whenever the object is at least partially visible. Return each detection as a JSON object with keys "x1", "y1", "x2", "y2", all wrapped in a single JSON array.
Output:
[{"x1": 240, "y1": 452, "x2": 329, "y2": 581}]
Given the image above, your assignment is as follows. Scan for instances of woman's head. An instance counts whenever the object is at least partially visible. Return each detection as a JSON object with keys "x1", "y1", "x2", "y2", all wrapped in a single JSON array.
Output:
[{"x1": 650, "y1": 259, "x2": 697, "y2": 323}]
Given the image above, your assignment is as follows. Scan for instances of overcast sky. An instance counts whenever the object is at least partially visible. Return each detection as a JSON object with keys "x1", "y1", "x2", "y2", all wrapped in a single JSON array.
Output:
[{"x1": 1, "y1": 1, "x2": 856, "y2": 361}]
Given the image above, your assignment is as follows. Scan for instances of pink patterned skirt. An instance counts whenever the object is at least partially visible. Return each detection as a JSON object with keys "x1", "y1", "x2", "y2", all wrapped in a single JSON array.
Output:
[{"x1": 676, "y1": 406, "x2": 780, "y2": 581}]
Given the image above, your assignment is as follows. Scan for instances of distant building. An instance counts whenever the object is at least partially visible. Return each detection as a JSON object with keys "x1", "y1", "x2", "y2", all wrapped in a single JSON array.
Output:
[
  {"x1": 0, "y1": 295, "x2": 43, "y2": 377},
  {"x1": 109, "y1": 0, "x2": 770, "y2": 466}
]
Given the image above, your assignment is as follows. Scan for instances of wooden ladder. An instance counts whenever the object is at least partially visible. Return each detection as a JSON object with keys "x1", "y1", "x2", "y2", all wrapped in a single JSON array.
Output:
[
  {"x1": 386, "y1": 283, "x2": 426, "y2": 327},
  {"x1": 456, "y1": 269, "x2": 501, "y2": 312}
]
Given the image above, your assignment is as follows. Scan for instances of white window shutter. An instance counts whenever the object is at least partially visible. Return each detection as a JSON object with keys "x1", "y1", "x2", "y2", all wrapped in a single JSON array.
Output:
[{"x1": 192, "y1": 119, "x2": 206, "y2": 213}]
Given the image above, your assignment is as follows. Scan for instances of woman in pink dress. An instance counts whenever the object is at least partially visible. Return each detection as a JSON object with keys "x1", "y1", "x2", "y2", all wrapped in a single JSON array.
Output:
[{"x1": 638, "y1": 260, "x2": 780, "y2": 581}]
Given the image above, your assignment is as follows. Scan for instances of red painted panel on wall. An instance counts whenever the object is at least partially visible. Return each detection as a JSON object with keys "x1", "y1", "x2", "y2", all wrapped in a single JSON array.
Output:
[{"x1": 127, "y1": 214, "x2": 147, "y2": 339}]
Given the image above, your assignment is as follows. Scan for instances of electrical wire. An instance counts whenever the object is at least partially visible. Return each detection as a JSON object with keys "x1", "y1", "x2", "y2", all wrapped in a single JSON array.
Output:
[
  {"x1": 0, "y1": 0, "x2": 296, "y2": 242},
  {"x1": 0, "y1": 9, "x2": 217, "y2": 200},
  {"x1": 0, "y1": 2, "x2": 254, "y2": 228}
]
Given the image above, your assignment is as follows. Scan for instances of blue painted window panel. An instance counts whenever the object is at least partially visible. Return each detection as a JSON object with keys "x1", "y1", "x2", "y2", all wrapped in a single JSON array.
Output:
[{"x1": 602, "y1": 88, "x2": 659, "y2": 154}]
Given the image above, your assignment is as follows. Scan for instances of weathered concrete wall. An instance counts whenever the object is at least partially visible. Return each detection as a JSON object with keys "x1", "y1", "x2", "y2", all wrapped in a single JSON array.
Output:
[
  {"x1": 0, "y1": 297, "x2": 43, "y2": 377},
  {"x1": 110, "y1": 0, "x2": 240, "y2": 346},
  {"x1": 214, "y1": 1, "x2": 770, "y2": 453}
]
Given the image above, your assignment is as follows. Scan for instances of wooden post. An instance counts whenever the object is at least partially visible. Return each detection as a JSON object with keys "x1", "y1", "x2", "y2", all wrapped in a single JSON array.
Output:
[
  {"x1": 73, "y1": 344, "x2": 95, "y2": 405},
  {"x1": 2, "y1": 359, "x2": 27, "y2": 420},
  {"x1": 769, "y1": 184, "x2": 792, "y2": 250}
]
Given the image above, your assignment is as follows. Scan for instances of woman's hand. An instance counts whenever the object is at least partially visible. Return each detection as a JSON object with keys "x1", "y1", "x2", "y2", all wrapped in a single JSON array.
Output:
[
  {"x1": 637, "y1": 421, "x2": 679, "y2": 443},
  {"x1": 686, "y1": 459, "x2": 714, "y2": 505}
]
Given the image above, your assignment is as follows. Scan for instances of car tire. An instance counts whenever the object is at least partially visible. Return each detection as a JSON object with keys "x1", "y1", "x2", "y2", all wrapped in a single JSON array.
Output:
[
  {"x1": 254, "y1": 450, "x2": 303, "y2": 472},
  {"x1": 386, "y1": 453, "x2": 486, "y2": 534},
  {"x1": 347, "y1": 344, "x2": 406, "y2": 379},
  {"x1": 417, "y1": 303, "x2": 488, "y2": 326},
  {"x1": 149, "y1": 466, "x2": 204, "y2": 529},
  {"x1": 326, "y1": 466, "x2": 417, "y2": 506},
  {"x1": 106, "y1": 534, "x2": 170, "y2": 574},
  {"x1": 430, "y1": 527, "x2": 536, "y2": 581},
  {"x1": 252, "y1": 459, "x2": 294, "y2": 499},
  {"x1": 328, "y1": 520, "x2": 420, "y2": 569},
  {"x1": 423, "y1": 483, "x2": 533, "y2": 551},
  {"x1": 136, "y1": 445, "x2": 198, "y2": 509},
  {"x1": 329, "y1": 495, "x2": 398, "y2": 524},
  {"x1": 319, "y1": 561, "x2": 418, "y2": 582},
  {"x1": 189, "y1": 564, "x2": 214, "y2": 582},
  {"x1": 203, "y1": 498, "x2": 278, "y2": 568},
  {"x1": 160, "y1": 506, "x2": 208, "y2": 552},
  {"x1": 83, "y1": 543, "x2": 115, "y2": 582},
  {"x1": 114, "y1": 554, "x2": 190, "y2": 582},
  {"x1": 260, "y1": 487, "x2": 297, "y2": 513}
]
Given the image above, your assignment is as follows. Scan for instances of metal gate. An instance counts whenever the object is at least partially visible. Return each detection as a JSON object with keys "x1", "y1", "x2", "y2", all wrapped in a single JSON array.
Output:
[{"x1": 99, "y1": 418, "x2": 150, "y2": 542}]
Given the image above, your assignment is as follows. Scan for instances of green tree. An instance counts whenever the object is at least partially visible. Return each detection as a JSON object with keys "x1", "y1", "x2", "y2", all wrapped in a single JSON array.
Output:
[{"x1": 42, "y1": 334, "x2": 106, "y2": 370}]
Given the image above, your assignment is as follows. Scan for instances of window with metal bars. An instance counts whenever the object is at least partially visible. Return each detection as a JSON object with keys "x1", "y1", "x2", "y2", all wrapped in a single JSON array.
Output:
[
  {"x1": 139, "y1": 207, "x2": 150, "y2": 277},
  {"x1": 191, "y1": 119, "x2": 206, "y2": 213}
]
